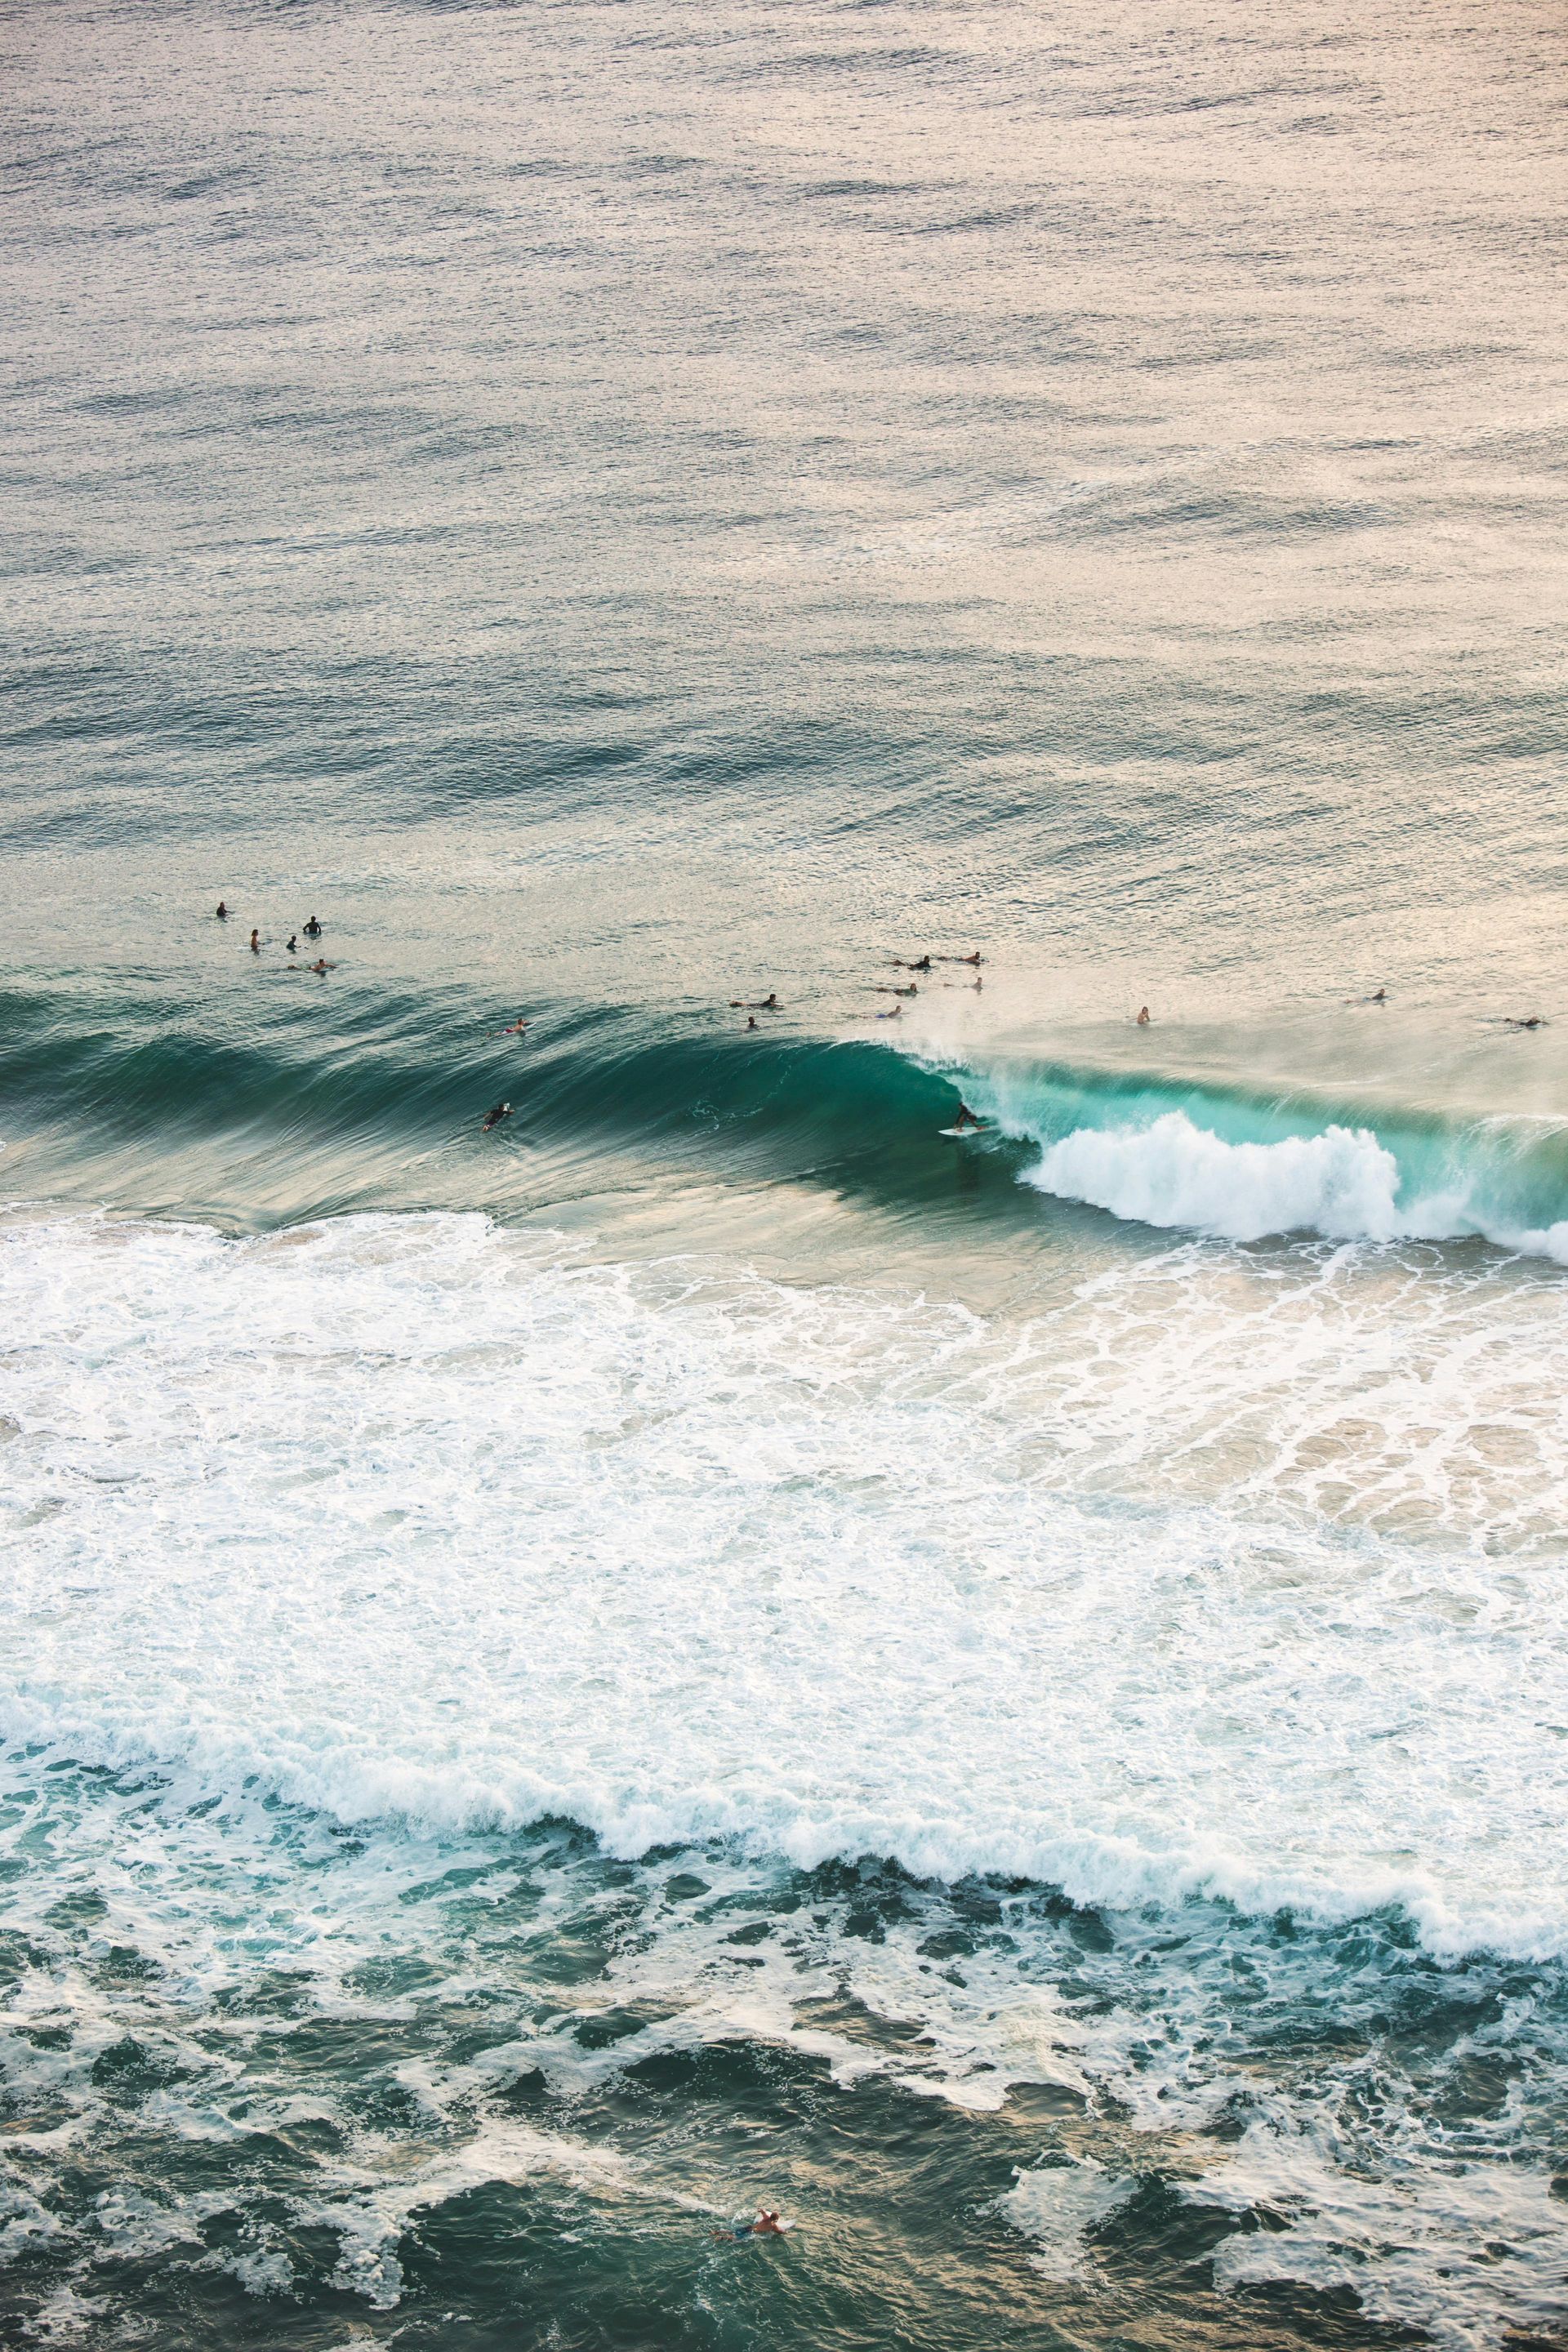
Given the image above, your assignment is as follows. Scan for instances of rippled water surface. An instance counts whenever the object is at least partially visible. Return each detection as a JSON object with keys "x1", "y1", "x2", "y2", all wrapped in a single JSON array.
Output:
[{"x1": 3, "y1": 0, "x2": 1568, "y2": 2345}]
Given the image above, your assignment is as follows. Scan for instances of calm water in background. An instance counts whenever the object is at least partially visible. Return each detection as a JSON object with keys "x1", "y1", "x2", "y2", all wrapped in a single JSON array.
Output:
[{"x1": 3, "y1": 2, "x2": 1568, "y2": 2345}]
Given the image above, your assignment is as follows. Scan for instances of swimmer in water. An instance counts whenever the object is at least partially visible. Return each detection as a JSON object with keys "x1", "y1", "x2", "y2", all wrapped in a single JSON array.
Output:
[
  {"x1": 728, "y1": 992, "x2": 781, "y2": 1010},
  {"x1": 712, "y1": 2210, "x2": 785, "y2": 2243},
  {"x1": 1346, "y1": 987, "x2": 1390, "y2": 1004},
  {"x1": 249, "y1": 929, "x2": 261, "y2": 953},
  {"x1": 953, "y1": 1103, "x2": 986, "y2": 1130},
  {"x1": 874, "y1": 984, "x2": 917, "y2": 997},
  {"x1": 216, "y1": 900, "x2": 229, "y2": 920},
  {"x1": 298, "y1": 957, "x2": 336, "y2": 975},
  {"x1": 941, "y1": 951, "x2": 982, "y2": 966},
  {"x1": 1136, "y1": 1005, "x2": 1151, "y2": 1026},
  {"x1": 1505, "y1": 1015, "x2": 1548, "y2": 1030},
  {"x1": 303, "y1": 916, "x2": 323, "y2": 938},
  {"x1": 482, "y1": 1102, "x2": 512, "y2": 1132},
  {"x1": 285, "y1": 933, "x2": 297, "y2": 954},
  {"x1": 746, "y1": 1015, "x2": 758, "y2": 1031},
  {"x1": 893, "y1": 956, "x2": 933, "y2": 972}
]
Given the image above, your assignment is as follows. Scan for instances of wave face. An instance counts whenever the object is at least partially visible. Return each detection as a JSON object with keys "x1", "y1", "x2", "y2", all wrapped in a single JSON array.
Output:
[{"x1": 927, "y1": 1054, "x2": 1568, "y2": 1258}]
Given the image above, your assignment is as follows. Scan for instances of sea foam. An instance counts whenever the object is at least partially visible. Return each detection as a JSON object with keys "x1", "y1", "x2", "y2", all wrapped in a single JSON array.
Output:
[{"x1": 2, "y1": 1206, "x2": 1566, "y2": 1960}]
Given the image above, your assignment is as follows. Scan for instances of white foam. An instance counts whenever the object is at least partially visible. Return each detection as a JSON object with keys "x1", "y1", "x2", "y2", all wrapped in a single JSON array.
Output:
[
  {"x1": 1, "y1": 1207, "x2": 1566, "y2": 1957},
  {"x1": 1026, "y1": 1112, "x2": 1408, "y2": 1242},
  {"x1": 2, "y1": 1754, "x2": 1562, "y2": 2348},
  {"x1": 1003, "y1": 1102, "x2": 1568, "y2": 1263},
  {"x1": 1000, "y1": 2155, "x2": 1136, "y2": 2282},
  {"x1": 1189, "y1": 2114, "x2": 1568, "y2": 2352}
]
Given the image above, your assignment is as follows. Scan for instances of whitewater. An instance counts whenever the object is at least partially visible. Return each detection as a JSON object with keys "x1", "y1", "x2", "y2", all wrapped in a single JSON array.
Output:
[
  {"x1": 4, "y1": 1202, "x2": 1567, "y2": 1954},
  {"x1": 6, "y1": 1199, "x2": 1568, "y2": 2349}
]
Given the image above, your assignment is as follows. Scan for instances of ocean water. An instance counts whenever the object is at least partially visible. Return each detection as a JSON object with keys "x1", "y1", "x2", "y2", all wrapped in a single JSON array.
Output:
[{"x1": 4, "y1": 0, "x2": 1568, "y2": 2345}]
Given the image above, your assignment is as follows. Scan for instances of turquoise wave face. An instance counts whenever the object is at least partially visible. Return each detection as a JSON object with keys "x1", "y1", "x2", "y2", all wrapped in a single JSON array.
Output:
[
  {"x1": 9, "y1": 969, "x2": 1568, "y2": 1258},
  {"x1": 900, "y1": 1050, "x2": 1568, "y2": 1257}
]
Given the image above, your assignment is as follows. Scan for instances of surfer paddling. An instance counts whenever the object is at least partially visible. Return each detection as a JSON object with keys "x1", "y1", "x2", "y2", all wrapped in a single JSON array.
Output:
[
  {"x1": 712, "y1": 2210, "x2": 786, "y2": 2243},
  {"x1": 482, "y1": 1102, "x2": 513, "y2": 1132},
  {"x1": 729, "y1": 992, "x2": 782, "y2": 1010},
  {"x1": 492, "y1": 1015, "x2": 529, "y2": 1036}
]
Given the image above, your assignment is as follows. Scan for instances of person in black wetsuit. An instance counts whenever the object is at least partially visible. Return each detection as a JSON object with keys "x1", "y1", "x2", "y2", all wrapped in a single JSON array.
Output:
[
  {"x1": 482, "y1": 1102, "x2": 512, "y2": 1132},
  {"x1": 303, "y1": 915, "x2": 323, "y2": 938}
]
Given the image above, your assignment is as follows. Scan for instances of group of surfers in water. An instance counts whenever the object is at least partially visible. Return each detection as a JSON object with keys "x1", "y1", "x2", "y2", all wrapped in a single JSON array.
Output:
[
  {"x1": 216, "y1": 902, "x2": 332, "y2": 973},
  {"x1": 216, "y1": 904, "x2": 1549, "y2": 1147}
]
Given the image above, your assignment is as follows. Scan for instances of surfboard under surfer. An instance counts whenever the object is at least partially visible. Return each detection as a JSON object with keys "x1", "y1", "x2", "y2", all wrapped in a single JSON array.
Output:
[{"x1": 712, "y1": 2209, "x2": 785, "y2": 2243}]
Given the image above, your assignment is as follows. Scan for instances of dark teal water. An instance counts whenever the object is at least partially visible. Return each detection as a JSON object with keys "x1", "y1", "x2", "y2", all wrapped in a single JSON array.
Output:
[{"x1": 4, "y1": 2, "x2": 1568, "y2": 2345}]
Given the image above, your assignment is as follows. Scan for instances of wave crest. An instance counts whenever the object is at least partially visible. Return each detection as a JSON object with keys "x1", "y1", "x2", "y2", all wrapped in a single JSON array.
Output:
[{"x1": 1026, "y1": 1111, "x2": 1408, "y2": 1243}]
